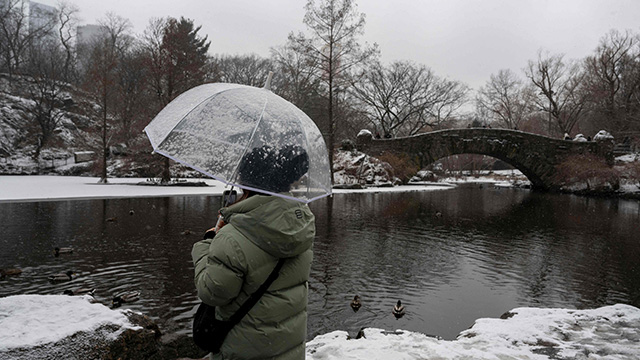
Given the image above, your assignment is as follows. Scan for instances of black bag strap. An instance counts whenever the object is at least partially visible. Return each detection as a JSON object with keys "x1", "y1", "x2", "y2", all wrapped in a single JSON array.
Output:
[{"x1": 227, "y1": 258, "x2": 286, "y2": 326}]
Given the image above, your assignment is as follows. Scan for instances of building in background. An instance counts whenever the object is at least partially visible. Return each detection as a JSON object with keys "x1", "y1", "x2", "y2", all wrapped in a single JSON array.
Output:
[
  {"x1": 28, "y1": 1, "x2": 57, "y2": 45},
  {"x1": 28, "y1": 1, "x2": 56, "y2": 32},
  {"x1": 76, "y1": 24, "x2": 104, "y2": 47},
  {"x1": 75, "y1": 24, "x2": 106, "y2": 72}
]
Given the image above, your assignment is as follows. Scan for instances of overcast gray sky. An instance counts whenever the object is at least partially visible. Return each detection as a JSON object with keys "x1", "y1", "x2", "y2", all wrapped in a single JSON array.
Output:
[{"x1": 37, "y1": 0, "x2": 640, "y2": 91}]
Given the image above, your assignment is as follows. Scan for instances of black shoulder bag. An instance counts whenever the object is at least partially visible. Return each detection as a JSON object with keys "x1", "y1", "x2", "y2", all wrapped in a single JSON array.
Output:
[{"x1": 192, "y1": 257, "x2": 286, "y2": 354}]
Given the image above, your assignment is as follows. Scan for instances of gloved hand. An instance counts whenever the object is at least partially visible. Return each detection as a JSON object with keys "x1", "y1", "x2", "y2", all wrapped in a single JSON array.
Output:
[
  {"x1": 203, "y1": 213, "x2": 227, "y2": 239},
  {"x1": 203, "y1": 227, "x2": 216, "y2": 239}
]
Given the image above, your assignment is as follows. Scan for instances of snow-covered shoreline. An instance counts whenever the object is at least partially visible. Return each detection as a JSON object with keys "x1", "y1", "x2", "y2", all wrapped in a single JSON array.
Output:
[
  {"x1": 0, "y1": 295, "x2": 138, "y2": 350},
  {"x1": 0, "y1": 175, "x2": 455, "y2": 202},
  {"x1": 1, "y1": 295, "x2": 639, "y2": 359},
  {"x1": 307, "y1": 304, "x2": 640, "y2": 359},
  {"x1": 2, "y1": 149, "x2": 638, "y2": 202},
  {"x1": 0, "y1": 175, "x2": 226, "y2": 202}
]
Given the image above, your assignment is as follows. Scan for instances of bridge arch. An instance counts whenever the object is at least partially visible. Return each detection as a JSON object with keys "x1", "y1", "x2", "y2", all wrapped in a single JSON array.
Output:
[{"x1": 356, "y1": 128, "x2": 614, "y2": 190}]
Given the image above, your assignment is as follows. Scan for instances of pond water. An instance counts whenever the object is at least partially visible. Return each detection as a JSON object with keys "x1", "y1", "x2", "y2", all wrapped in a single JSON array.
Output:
[{"x1": 1, "y1": 185, "x2": 639, "y2": 340}]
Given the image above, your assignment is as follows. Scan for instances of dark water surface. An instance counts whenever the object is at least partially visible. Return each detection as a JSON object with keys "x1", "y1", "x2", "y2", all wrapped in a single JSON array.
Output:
[{"x1": 1, "y1": 185, "x2": 639, "y2": 340}]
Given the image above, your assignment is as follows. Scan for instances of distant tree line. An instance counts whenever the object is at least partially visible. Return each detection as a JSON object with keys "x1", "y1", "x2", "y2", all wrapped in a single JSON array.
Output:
[
  {"x1": 475, "y1": 30, "x2": 640, "y2": 140},
  {"x1": 1, "y1": 0, "x2": 639, "y2": 182}
]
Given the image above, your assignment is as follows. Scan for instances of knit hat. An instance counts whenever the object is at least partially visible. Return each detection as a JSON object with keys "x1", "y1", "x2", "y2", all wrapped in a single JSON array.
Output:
[{"x1": 238, "y1": 145, "x2": 309, "y2": 193}]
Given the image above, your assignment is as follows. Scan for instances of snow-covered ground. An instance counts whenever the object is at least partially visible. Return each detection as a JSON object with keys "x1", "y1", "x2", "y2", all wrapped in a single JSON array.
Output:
[
  {"x1": 0, "y1": 176, "x2": 225, "y2": 202},
  {"x1": 0, "y1": 175, "x2": 454, "y2": 202},
  {"x1": 0, "y1": 295, "x2": 138, "y2": 351},
  {"x1": 306, "y1": 304, "x2": 640, "y2": 360},
  {"x1": 437, "y1": 169, "x2": 531, "y2": 188},
  {"x1": 1, "y1": 295, "x2": 638, "y2": 359}
]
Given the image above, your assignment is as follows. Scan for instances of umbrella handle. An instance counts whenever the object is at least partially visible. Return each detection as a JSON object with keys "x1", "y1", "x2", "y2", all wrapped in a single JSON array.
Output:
[{"x1": 214, "y1": 214, "x2": 225, "y2": 232}]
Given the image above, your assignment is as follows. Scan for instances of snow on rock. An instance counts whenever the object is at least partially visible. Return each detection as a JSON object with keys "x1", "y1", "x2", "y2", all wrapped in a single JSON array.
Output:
[
  {"x1": 333, "y1": 149, "x2": 399, "y2": 187},
  {"x1": 460, "y1": 304, "x2": 640, "y2": 359},
  {"x1": 0, "y1": 294, "x2": 139, "y2": 350},
  {"x1": 0, "y1": 75, "x2": 100, "y2": 174},
  {"x1": 594, "y1": 130, "x2": 614, "y2": 141},
  {"x1": 616, "y1": 153, "x2": 639, "y2": 163},
  {"x1": 306, "y1": 304, "x2": 640, "y2": 360},
  {"x1": 0, "y1": 294, "x2": 209, "y2": 359},
  {"x1": 357, "y1": 129, "x2": 372, "y2": 137},
  {"x1": 410, "y1": 169, "x2": 438, "y2": 182},
  {"x1": 573, "y1": 134, "x2": 588, "y2": 142}
]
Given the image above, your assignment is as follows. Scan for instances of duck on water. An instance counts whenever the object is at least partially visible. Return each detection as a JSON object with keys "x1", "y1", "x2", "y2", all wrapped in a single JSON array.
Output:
[
  {"x1": 112, "y1": 291, "x2": 140, "y2": 308},
  {"x1": 48, "y1": 271, "x2": 75, "y2": 282}
]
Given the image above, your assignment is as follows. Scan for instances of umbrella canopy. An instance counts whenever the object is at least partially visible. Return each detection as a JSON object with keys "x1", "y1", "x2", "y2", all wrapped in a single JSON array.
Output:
[{"x1": 144, "y1": 83, "x2": 332, "y2": 203}]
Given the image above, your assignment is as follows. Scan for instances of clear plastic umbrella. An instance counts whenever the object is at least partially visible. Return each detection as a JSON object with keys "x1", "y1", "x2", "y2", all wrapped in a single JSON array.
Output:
[{"x1": 144, "y1": 81, "x2": 332, "y2": 203}]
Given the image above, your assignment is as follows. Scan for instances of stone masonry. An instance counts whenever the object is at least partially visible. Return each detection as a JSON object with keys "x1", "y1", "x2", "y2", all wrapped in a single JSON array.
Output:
[{"x1": 356, "y1": 129, "x2": 614, "y2": 190}]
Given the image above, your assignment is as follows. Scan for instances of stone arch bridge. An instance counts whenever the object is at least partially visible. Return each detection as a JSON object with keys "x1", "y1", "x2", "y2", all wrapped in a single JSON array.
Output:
[{"x1": 356, "y1": 128, "x2": 614, "y2": 190}]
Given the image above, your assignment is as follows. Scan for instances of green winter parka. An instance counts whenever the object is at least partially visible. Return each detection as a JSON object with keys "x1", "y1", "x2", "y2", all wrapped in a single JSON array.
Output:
[{"x1": 192, "y1": 194, "x2": 315, "y2": 360}]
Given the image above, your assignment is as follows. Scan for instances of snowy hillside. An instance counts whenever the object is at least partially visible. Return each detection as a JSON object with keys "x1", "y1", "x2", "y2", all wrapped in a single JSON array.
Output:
[{"x1": 0, "y1": 74, "x2": 98, "y2": 174}]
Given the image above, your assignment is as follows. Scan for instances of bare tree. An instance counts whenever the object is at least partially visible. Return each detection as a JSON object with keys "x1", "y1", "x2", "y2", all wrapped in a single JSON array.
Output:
[
  {"x1": 115, "y1": 45, "x2": 150, "y2": 147},
  {"x1": 289, "y1": 0, "x2": 379, "y2": 183},
  {"x1": 0, "y1": 0, "x2": 55, "y2": 79},
  {"x1": 525, "y1": 51, "x2": 588, "y2": 136},
  {"x1": 24, "y1": 40, "x2": 67, "y2": 160},
  {"x1": 351, "y1": 60, "x2": 468, "y2": 137},
  {"x1": 270, "y1": 39, "x2": 324, "y2": 116},
  {"x1": 209, "y1": 54, "x2": 273, "y2": 86},
  {"x1": 476, "y1": 69, "x2": 534, "y2": 130},
  {"x1": 54, "y1": 1, "x2": 79, "y2": 83},
  {"x1": 84, "y1": 13, "x2": 132, "y2": 183},
  {"x1": 141, "y1": 17, "x2": 165, "y2": 103},
  {"x1": 583, "y1": 29, "x2": 640, "y2": 137}
]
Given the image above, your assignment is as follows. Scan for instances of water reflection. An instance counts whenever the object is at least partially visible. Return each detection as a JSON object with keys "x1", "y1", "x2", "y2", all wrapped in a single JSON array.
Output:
[
  {"x1": 307, "y1": 185, "x2": 640, "y2": 339},
  {"x1": 0, "y1": 196, "x2": 221, "y2": 335},
  {"x1": 1, "y1": 186, "x2": 639, "y2": 340}
]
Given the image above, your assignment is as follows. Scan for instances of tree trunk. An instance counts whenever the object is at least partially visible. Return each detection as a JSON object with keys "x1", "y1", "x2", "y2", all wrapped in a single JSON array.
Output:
[
  {"x1": 328, "y1": 57, "x2": 335, "y2": 185},
  {"x1": 161, "y1": 157, "x2": 171, "y2": 184},
  {"x1": 100, "y1": 99, "x2": 108, "y2": 184}
]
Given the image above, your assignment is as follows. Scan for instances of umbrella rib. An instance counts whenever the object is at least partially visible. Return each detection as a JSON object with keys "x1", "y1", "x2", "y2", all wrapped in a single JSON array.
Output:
[
  {"x1": 152, "y1": 148, "x2": 233, "y2": 185},
  {"x1": 151, "y1": 95, "x2": 219, "y2": 150},
  {"x1": 150, "y1": 85, "x2": 251, "y2": 151},
  {"x1": 227, "y1": 96, "x2": 269, "y2": 183},
  {"x1": 144, "y1": 127, "x2": 159, "y2": 151}
]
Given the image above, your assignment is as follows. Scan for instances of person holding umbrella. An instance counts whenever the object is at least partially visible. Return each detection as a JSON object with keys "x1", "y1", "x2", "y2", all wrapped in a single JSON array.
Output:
[
  {"x1": 192, "y1": 144, "x2": 316, "y2": 359},
  {"x1": 144, "y1": 78, "x2": 331, "y2": 359}
]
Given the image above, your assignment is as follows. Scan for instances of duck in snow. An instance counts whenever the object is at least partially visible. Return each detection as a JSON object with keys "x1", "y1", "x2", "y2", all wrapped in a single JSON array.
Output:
[
  {"x1": 392, "y1": 300, "x2": 405, "y2": 319},
  {"x1": 48, "y1": 270, "x2": 75, "y2": 282},
  {"x1": 347, "y1": 327, "x2": 367, "y2": 340},
  {"x1": 350, "y1": 295, "x2": 362, "y2": 312},
  {"x1": 112, "y1": 290, "x2": 141, "y2": 308}
]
